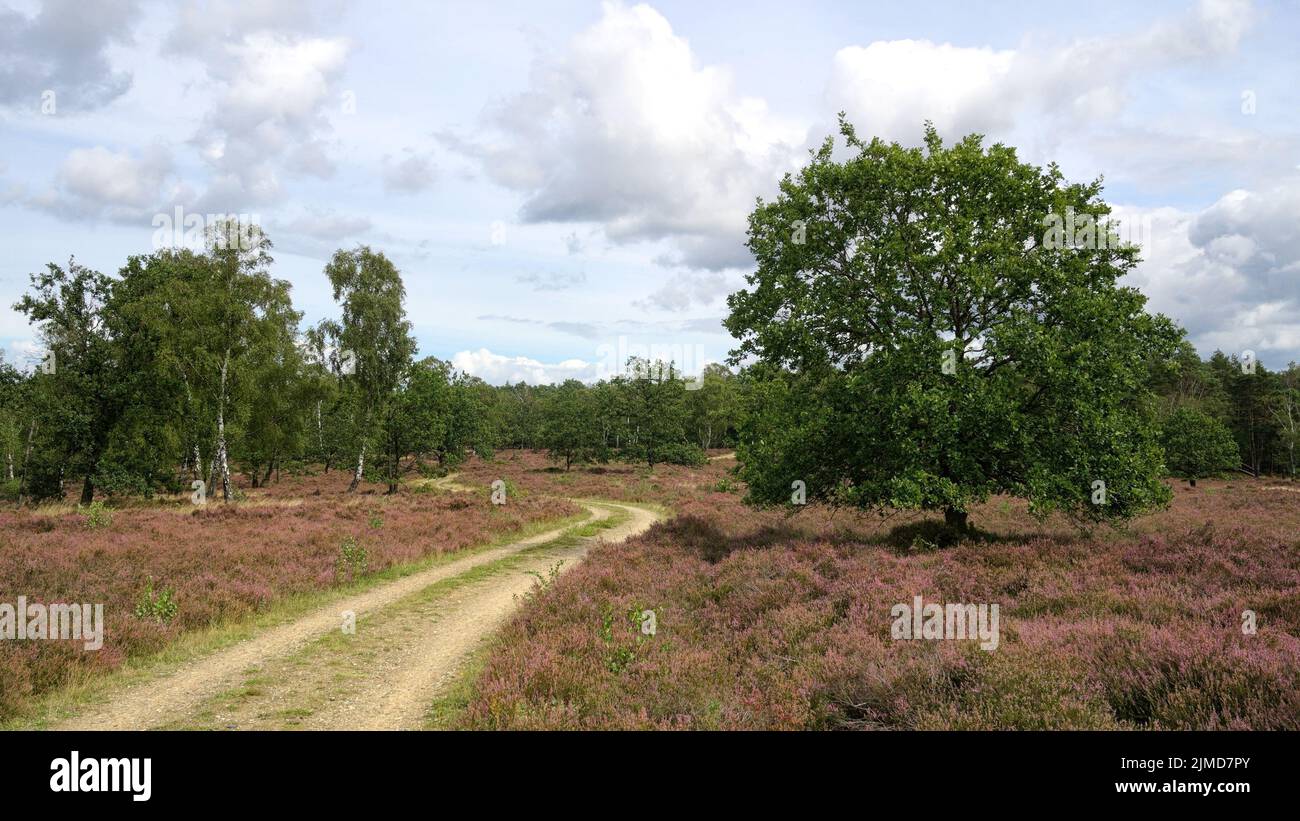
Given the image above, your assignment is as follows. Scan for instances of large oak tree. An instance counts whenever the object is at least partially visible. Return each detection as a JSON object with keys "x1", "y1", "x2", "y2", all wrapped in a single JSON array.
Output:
[{"x1": 726, "y1": 119, "x2": 1180, "y2": 530}]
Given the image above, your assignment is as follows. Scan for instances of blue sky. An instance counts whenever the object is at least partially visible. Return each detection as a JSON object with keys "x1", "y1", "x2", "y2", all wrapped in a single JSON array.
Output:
[{"x1": 1, "y1": 0, "x2": 1297, "y2": 382}]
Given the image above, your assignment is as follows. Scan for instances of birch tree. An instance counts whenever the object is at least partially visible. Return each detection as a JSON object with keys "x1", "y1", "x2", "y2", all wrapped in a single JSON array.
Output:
[{"x1": 322, "y1": 246, "x2": 415, "y2": 492}]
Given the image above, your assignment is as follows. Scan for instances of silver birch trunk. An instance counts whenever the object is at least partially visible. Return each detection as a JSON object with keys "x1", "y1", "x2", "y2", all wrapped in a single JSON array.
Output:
[{"x1": 216, "y1": 349, "x2": 232, "y2": 501}]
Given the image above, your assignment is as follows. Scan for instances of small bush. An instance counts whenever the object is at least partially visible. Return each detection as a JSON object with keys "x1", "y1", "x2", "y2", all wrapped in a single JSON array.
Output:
[
  {"x1": 519, "y1": 560, "x2": 565, "y2": 603},
  {"x1": 653, "y1": 442, "x2": 707, "y2": 467},
  {"x1": 600, "y1": 603, "x2": 654, "y2": 674},
  {"x1": 1160, "y1": 407, "x2": 1240, "y2": 480},
  {"x1": 133, "y1": 577, "x2": 178, "y2": 623},
  {"x1": 335, "y1": 535, "x2": 369, "y2": 582},
  {"x1": 711, "y1": 476, "x2": 739, "y2": 494},
  {"x1": 83, "y1": 501, "x2": 112, "y2": 530}
]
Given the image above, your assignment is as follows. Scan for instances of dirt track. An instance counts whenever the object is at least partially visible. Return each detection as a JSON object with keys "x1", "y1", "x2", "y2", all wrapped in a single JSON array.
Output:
[{"x1": 54, "y1": 496, "x2": 660, "y2": 731}]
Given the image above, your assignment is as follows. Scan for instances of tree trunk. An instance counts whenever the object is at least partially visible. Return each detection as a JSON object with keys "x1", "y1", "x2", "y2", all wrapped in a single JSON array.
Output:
[
  {"x1": 16, "y1": 419, "x2": 36, "y2": 506},
  {"x1": 79, "y1": 475, "x2": 94, "y2": 506},
  {"x1": 349, "y1": 440, "x2": 366, "y2": 492},
  {"x1": 216, "y1": 349, "x2": 233, "y2": 501},
  {"x1": 263, "y1": 458, "x2": 275, "y2": 485},
  {"x1": 944, "y1": 508, "x2": 969, "y2": 533},
  {"x1": 206, "y1": 448, "x2": 218, "y2": 500},
  {"x1": 388, "y1": 441, "x2": 399, "y2": 494}
]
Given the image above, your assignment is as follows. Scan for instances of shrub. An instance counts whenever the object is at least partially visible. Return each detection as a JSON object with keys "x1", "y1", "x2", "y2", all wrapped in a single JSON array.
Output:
[
  {"x1": 1160, "y1": 407, "x2": 1240, "y2": 480},
  {"x1": 133, "y1": 577, "x2": 178, "y2": 623},
  {"x1": 335, "y1": 535, "x2": 369, "y2": 582},
  {"x1": 652, "y1": 442, "x2": 707, "y2": 467},
  {"x1": 83, "y1": 501, "x2": 112, "y2": 530}
]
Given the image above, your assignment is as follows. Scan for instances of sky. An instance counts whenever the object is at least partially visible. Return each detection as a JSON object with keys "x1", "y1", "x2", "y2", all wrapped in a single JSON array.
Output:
[{"x1": 1, "y1": 0, "x2": 1297, "y2": 383}]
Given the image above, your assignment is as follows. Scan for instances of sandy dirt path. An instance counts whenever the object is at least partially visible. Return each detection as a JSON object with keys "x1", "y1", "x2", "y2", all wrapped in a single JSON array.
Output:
[
  {"x1": 174, "y1": 501, "x2": 659, "y2": 730},
  {"x1": 55, "y1": 498, "x2": 660, "y2": 731}
]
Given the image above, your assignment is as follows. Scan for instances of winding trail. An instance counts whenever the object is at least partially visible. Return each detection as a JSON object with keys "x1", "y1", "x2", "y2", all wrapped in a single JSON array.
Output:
[{"x1": 53, "y1": 483, "x2": 662, "y2": 731}]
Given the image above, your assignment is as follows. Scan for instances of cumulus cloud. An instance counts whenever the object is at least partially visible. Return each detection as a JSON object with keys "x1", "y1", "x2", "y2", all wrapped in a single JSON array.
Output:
[
  {"x1": 451, "y1": 347, "x2": 598, "y2": 385},
  {"x1": 29, "y1": 144, "x2": 177, "y2": 222},
  {"x1": 445, "y1": 1, "x2": 805, "y2": 272},
  {"x1": 825, "y1": 0, "x2": 1254, "y2": 146},
  {"x1": 154, "y1": 2, "x2": 354, "y2": 212},
  {"x1": 190, "y1": 33, "x2": 351, "y2": 207},
  {"x1": 1187, "y1": 184, "x2": 1300, "y2": 305},
  {"x1": 1118, "y1": 179, "x2": 1300, "y2": 366},
  {"x1": 0, "y1": 0, "x2": 140, "y2": 111},
  {"x1": 164, "y1": 0, "x2": 343, "y2": 58}
]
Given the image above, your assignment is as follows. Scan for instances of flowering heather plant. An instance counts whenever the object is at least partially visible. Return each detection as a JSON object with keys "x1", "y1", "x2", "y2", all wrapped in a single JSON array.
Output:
[
  {"x1": 0, "y1": 469, "x2": 578, "y2": 720},
  {"x1": 457, "y1": 465, "x2": 1300, "y2": 730},
  {"x1": 454, "y1": 448, "x2": 733, "y2": 507}
]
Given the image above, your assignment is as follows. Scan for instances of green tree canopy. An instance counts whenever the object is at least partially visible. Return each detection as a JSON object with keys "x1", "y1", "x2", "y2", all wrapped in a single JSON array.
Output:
[
  {"x1": 322, "y1": 245, "x2": 416, "y2": 492},
  {"x1": 541, "y1": 379, "x2": 604, "y2": 470},
  {"x1": 1159, "y1": 406, "x2": 1240, "y2": 481},
  {"x1": 726, "y1": 118, "x2": 1180, "y2": 530}
]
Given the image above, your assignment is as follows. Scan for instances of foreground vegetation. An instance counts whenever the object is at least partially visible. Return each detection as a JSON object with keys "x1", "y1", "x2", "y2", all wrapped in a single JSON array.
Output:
[
  {"x1": 0, "y1": 468, "x2": 578, "y2": 720},
  {"x1": 3, "y1": 449, "x2": 1297, "y2": 729},
  {"x1": 456, "y1": 453, "x2": 1300, "y2": 730}
]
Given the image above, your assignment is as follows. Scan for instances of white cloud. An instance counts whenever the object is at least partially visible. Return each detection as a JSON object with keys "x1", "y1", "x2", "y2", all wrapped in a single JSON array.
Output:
[
  {"x1": 1118, "y1": 179, "x2": 1300, "y2": 366},
  {"x1": 635, "y1": 269, "x2": 731, "y2": 312},
  {"x1": 29, "y1": 144, "x2": 176, "y2": 221},
  {"x1": 3, "y1": 338, "x2": 45, "y2": 373},
  {"x1": 164, "y1": 0, "x2": 341, "y2": 58},
  {"x1": 446, "y1": 1, "x2": 806, "y2": 272},
  {"x1": 827, "y1": 41, "x2": 1017, "y2": 145},
  {"x1": 174, "y1": 18, "x2": 352, "y2": 211},
  {"x1": 451, "y1": 347, "x2": 597, "y2": 385},
  {"x1": 825, "y1": 0, "x2": 1254, "y2": 146},
  {"x1": 58, "y1": 145, "x2": 172, "y2": 210}
]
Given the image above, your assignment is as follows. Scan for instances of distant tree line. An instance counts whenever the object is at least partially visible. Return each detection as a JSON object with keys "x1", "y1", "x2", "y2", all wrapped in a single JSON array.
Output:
[
  {"x1": 0, "y1": 223, "x2": 741, "y2": 504},
  {"x1": 1, "y1": 212, "x2": 1290, "y2": 508},
  {"x1": 1148, "y1": 341, "x2": 1300, "y2": 480}
]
